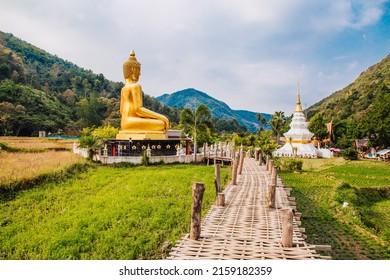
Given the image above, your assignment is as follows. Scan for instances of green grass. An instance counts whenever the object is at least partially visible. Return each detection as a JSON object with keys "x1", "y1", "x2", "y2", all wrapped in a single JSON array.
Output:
[
  {"x1": 326, "y1": 160, "x2": 390, "y2": 187},
  {"x1": 279, "y1": 159, "x2": 390, "y2": 260},
  {"x1": 0, "y1": 164, "x2": 230, "y2": 260}
]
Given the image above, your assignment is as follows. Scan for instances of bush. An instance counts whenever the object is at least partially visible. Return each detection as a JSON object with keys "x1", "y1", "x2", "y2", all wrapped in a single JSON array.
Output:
[
  {"x1": 141, "y1": 151, "x2": 150, "y2": 166},
  {"x1": 342, "y1": 148, "x2": 359, "y2": 160},
  {"x1": 279, "y1": 158, "x2": 303, "y2": 171},
  {"x1": 78, "y1": 135, "x2": 103, "y2": 160},
  {"x1": 334, "y1": 183, "x2": 358, "y2": 204},
  {"x1": 91, "y1": 125, "x2": 119, "y2": 139}
]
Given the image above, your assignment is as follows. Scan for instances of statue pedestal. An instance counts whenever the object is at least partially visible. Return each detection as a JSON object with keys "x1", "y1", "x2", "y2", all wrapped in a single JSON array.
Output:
[
  {"x1": 116, "y1": 130, "x2": 168, "y2": 140},
  {"x1": 101, "y1": 138, "x2": 180, "y2": 157}
]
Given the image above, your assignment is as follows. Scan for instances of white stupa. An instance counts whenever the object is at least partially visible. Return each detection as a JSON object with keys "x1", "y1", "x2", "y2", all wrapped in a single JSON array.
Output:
[{"x1": 273, "y1": 84, "x2": 320, "y2": 158}]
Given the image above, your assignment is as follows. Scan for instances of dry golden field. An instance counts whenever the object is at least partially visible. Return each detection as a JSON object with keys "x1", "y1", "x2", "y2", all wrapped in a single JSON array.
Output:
[
  {"x1": 0, "y1": 136, "x2": 75, "y2": 150},
  {"x1": 0, "y1": 151, "x2": 85, "y2": 185},
  {"x1": 0, "y1": 137, "x2": 85, "y2": 187}
]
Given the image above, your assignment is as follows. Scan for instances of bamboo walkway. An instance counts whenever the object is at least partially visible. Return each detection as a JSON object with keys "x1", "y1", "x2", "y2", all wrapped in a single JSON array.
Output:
[{"x1": 168, "y1": 158, "x2": 331, "y2": 260}]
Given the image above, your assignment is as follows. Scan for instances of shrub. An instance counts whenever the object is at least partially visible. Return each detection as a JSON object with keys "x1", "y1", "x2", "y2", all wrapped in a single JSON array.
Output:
[
  {"x1": 341, "y1": 148, "x2": 359, "y2": 160},
  {"x1": 141, "y1": 151, "x2": 150, "y2": 166},
  {"x1": 91, "y1": 125, "x2": 119, "y2": 139},
  {"x1": 280, "y1": 158, "x2": 303, "y2": 171},
  {"x1": 78, "y1": 135, "x2": 103, "y2": 160},
  {"x1": 334, "y1": 183, "x2": 358, "y2": 205}
]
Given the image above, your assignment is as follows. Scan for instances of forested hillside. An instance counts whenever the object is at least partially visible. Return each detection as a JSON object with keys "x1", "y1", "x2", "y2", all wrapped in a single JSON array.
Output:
[
  {"x1": 0, "y1": 31, "x2": 180, "y2": 136},
  {"x1": 306, "y1": 54, "x2": 389, "y2": 122},
  {"x1": 306, "y1": 53, "x2": 390, "y2": 148},
  {"x1": 157, "y1": 88, "x2": 271, "y2": 132}
]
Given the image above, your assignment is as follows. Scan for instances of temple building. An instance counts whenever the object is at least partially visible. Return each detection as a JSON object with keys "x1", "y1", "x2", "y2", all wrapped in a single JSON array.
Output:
[{"x1": 273, "y1": 85, "x2": 320, "y2": 158}]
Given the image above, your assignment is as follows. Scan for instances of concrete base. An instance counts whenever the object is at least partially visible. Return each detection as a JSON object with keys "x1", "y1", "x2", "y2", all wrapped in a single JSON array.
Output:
[
  {"x1": 273, "y1": 142, "x2": 320, "y2": 158},
  {"x1": 100, "y1": 154, "x2": 203, "y2": 165},
  {"x1": 102, "y1": 139, "x2": 181, "y2": 157}
]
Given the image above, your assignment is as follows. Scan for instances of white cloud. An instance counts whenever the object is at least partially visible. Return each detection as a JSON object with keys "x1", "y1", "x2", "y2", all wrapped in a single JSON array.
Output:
[
  {"x1": 0, "y1": 0, "x2": 388, "y2": 114},
  {"x1": 307, "y1": 0, "x2": 387, "y2": 32}
]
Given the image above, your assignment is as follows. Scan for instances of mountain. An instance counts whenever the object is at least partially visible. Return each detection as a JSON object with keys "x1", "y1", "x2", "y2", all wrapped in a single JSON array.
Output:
[
  {"x1": 0, "y1": 30, "x2": 122, "y2": 135},
  {"x1": 157, "y1": 88, "x2": 271, "y2": 133},
  {"x1": 305, "y1": 53, "x2": 390, "y2": 148},
  {"x1": 0, "y1": 30, "x2": 258, "y2": 136},
  {"x1": 0, "y1": 30, "x2": 179, "y2": 135},
  {"x1": 306, "y1": 53, "x2": 390, "y2": 123}
]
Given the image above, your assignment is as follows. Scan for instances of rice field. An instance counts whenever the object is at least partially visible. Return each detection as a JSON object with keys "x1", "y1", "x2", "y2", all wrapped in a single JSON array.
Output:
[
  {"x1": 0, "y1": 136, "x2": 76, "y2": 150},
  {"x1": 279, "y1": 158, "x2": 390, "y2": 259},
  {"x1": 1, "y1": 137, "x2": 388, "y2": 259},
  {"x1": 0, "y1": 151, "x2": 86, "y2": 187},
  {"x1": 0, "y1": 137, "x2": 232, "y2": 259}
]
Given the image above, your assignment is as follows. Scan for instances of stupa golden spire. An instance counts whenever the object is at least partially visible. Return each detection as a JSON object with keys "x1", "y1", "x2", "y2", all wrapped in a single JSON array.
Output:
[{"x1": 295, "y1": 80, "x2": 303, "y2": 112}]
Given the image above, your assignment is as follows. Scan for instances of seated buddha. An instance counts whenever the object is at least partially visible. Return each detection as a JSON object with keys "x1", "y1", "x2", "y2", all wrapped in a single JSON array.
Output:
[{"x1": 116, "y1": 51, "x2": 170, "y2": 140}]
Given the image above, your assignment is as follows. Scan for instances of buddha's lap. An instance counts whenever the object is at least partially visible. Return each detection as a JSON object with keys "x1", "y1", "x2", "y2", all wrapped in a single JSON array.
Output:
[{"x1": 121, "y1": 117, "x2": 166, "y2": 131}]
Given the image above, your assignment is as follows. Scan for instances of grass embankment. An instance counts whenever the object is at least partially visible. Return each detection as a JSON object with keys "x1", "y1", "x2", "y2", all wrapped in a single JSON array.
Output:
[
  {"x1": 0, "y1": 164, "x2": 229, "y2": 259},
  {"x1": 279, "y1": 158, "x2": 390, "y2": 260}
]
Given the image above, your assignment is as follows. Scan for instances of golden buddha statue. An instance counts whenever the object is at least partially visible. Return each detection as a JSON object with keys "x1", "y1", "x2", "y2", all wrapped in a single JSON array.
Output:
[{"x1": 116, "y1": 51, "x2": 170, "y2": 140}]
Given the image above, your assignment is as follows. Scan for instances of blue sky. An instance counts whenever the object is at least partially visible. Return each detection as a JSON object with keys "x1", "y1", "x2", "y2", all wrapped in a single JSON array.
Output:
[{"x1": 0, "y1": 0, "x2": 389, "y2": 114}]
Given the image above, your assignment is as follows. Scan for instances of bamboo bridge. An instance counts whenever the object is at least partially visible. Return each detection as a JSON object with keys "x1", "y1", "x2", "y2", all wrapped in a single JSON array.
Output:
[{"x1": 168, "y1": 157, "x2": 331, "y2": 260}]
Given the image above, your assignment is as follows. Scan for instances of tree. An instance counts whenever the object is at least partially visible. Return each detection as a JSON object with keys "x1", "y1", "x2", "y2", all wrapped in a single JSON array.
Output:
[
  {"x1": 333, "y1": 118, "x2": 359, "y2": 148},
  {"x1": 256, "y1": 113, "x2": 267, "y2": 132},
  {"x1": 180, "y1": 104, "x2": 211, "y2": 162},
  {"x1": 59, "y1": 89, "x2": 76, "y2": 107},
  {"x1": 215, "y1": 118, "x2": 247, "y2": 133},
  {"x1": 341, "y1": 147, "x2": 359, "y2": 160},
  {"x1": 359, "y1": 91, "x2": 390, "y2": 148},
  {"x1": 76, "y1": 92, "x2": 107, "y2": 128},
  {"x1": 0, "y1": 101, "x2": 26, "y2": 135},
  {"x1": 308, "y1": 113, "x2": 328, "y2": 144},
  {"x1": 246, "y1": 134, "x2": 257, "y2": 147},
  {"x1": 78, "y1": 126, "x2": 110, "y2": 160},
  {"x1": 91, "y1": 124, "x2": 119, "y2": 139},
  {"x1": 257, "y1": 130, "x2": 278, "y2": 155},
  {"x1": 78, "y1": 135, "x2": 103, "y2": 160},
  {"x1": 269, "y1": 111, "x2": 286, "y2": 143}
]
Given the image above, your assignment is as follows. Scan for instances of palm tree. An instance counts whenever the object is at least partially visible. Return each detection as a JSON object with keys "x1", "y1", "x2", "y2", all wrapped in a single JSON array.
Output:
[
  {"x1": 78, "y1": 135, "x2": 103, "y2": 160},
  {"x1": 270, "y1": 111, "x2": 286, "y2": 143},
  {"x1": 180, "y1": 104, "x2": 211, "y2": 162},
  {"x1": 256, "y1": 113, "x2": 267, "y2": 132}
]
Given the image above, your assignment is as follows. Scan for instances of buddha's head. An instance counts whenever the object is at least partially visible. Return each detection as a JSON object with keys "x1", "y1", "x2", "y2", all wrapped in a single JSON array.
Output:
[{"x1": 123, "y1": 50, "x2": 141, "y2": 81}]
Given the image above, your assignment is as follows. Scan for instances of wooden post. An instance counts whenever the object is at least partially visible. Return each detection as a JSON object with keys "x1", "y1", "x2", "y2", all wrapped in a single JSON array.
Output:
[
  {"x1": 216, "y1": 193, "x2": 225, "y2": 206},
  {"x1": 232, "y1": 152, "x2": 240, "y2": 185},
  {"x1": 268, "y1": 159, "x2": 274, "y2": 173},
  {"x1": 259, "y1": 153, "x2": 263, "y2": 166},
  {"x1": 271, "y1": 166, "x2": 277, "y2": 185},
  {"x1": 190, "y1": 182, "x2": 205, "y2": 240},
  {"x1": 266, "y1": 184, "x2": 276, "y2": 208},
  {"x1": 280, "y1": 208, "x2": 294, "y2": 247},
  {"x1": 265, "y1": 155, "x2": 270, "y2": 170},
  {"x1": 214, "y1": 163, "x2": 221, "y2": 194},
  {"x1": 238, "y1": 148, "x2": 245, "y2": 175}
]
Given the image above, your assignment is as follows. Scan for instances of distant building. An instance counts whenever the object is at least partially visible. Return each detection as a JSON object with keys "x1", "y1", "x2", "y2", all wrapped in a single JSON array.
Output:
[{"x1": 273, "y1": 85, "x2": 321, "y2": 158}]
